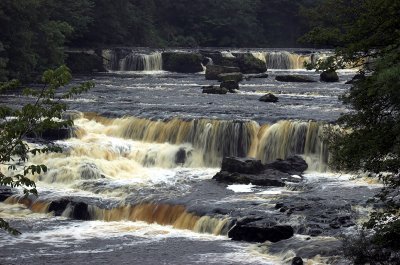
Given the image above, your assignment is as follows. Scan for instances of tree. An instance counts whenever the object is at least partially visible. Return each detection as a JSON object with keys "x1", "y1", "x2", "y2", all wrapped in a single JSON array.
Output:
[
  {"x1": 0, "y1": 65, "x2": 94, "y2": 234},
  {"x1": 302, "y1": 0, "x2": 400, "y2": 262}
]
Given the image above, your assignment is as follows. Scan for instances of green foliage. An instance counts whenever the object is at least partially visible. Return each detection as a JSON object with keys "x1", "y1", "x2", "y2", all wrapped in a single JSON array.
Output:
[
  {"x1": 0, "y1": 65, "x2": 94, "y2": 234},
  {"x1": 0, "y1": 0, "x2": 93, "y2": 81},
  {"x1": 303, "y1": 0, "x2": 400, "y2": 262}
]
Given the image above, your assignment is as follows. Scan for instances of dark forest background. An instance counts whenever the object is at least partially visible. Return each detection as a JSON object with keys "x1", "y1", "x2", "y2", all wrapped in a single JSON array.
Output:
[{"x1": 0, "y1": 0, "x2": 320, "y2": 80}]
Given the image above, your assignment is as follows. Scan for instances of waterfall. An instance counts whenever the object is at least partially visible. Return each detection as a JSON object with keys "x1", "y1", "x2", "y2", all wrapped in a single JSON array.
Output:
[
  {"x1": 80, "y1": 114, "x2": 329, "y2": 170},
  {"x1": 264, "y1": 51, "x2": 310, "y2": 69},
  {"x1": 4, "y1": 196, "x2": 231, "y2": 236},
  {"x1": 119, "y1": 52, "x2": 162, "y2": 71}
]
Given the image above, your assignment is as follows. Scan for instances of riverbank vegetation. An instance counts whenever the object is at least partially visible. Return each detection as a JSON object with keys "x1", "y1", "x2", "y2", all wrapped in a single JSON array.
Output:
[
  {"x1": 303, "y1": 0, "x2": 400, "y2": 263},
  {"x1": 0, "y1": 0, "x2": 317, "y2": 82}
]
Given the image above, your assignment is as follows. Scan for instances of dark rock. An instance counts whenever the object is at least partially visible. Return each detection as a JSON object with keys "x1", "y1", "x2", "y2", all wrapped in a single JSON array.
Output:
[
  {"x1": 259, "y1": 93, "x2": 279, "y2": 103},
  {"x1": 0, "y1": 186, "x2": 13, "y2": 202},
  {"x1": 276, "y1": 75, "x2": 316, "y2": 83},
  {"x1": 221, "y1": 157, "x2": 264, "y2": 174},
  {"x1": 65, "y1": 51, "x2": 106, "y2": 74},
  {"x1": 162, "y1": 52, "x2": 204, "y2": 73},
  {"x1": 205, "y1": 65, "x2": 241, "y2": 80},
  {"x1": 72, "y1": 202, "x2": 90, "y2": 220},
  {"x1": 320, "y1": 70, "x2": 339, "y2": 82},
  {"x1": 27, "y1": 127, "x2": 72, "y2": 141},
  {"x1": 265, "y1": 156, "x2": 308, "y2": 175},
  {"x1": 202, "y1": 85, "x2": 228, "y2": 95},
  {"x1": 213, "y1": 169, "x2": 289, "y2": 186},
  {"x1": 345, "y1": 73, "x2": 365, "y2": 84},
  {"x1": 292, "y1": 257, "x2": 304, "y2": 265},
  {"x1": 175, "y1": 148, "x2": 187, "y2": 164},
  {"x1": 235, "y1": 53, "x2": 267, "y2": 74},
  {"x1": 220, "y1": 81, "x2": 239, "y2": 92},
  {"x1": 229, "y1": 220, "x2": 294, "y2": 243},
  {"x1": 48, "y1": 199, "x2": 71, "y2": 216},
  {"x1": 217, "y1": 72, "x2": 243, "y2": 82},
  {"x1": 245, "y1": 73, "x2": 269, "y2": 80}
]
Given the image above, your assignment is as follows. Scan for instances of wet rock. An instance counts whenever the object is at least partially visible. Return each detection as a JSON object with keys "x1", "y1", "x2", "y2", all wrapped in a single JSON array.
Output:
[
  {"x1": 0, "y1": 186, "x2": 13, "y2": 202},
  {"x1": 345, "y1": 73, "x2": 365, "y2": 84},
  {"x1": 72, "y1": 202, "x2": 90, "y2": 220},
  {"x1": 329, "y1": 216, "x2": 355, "y2": 229},
  {"x1": 265, "y1": 156, "x2": 308, "y2": 175},
  {"x1": 213, "y1": 169, "x2": 290, "y2": 186},
  {"x1": 205, "y1": 65, "x2": 241, "y2": 80},
  {"x1": 220, "y1": 80, "x2": 239, "y2": 92},
  {"x1": 221, "y1": 157, "x2": 264, "y2": 174},
  {"x1": 217, "y1": 72, "x2": 243, "y2": 82},
  {"x1": 162, "y1": 52, "x2": 204, "y2": 73},
  {"x1": 275, "y1": 75, "x2": 316, "y2": 83},
  {"x1": 27, "y1": 127, "x2": 72, "y2": 141},
  {"x1": 292, "y1": 257, "x2": 304, "y2": 265},
  {"x1": 259, "y1": 93, "x2": 279, "y2": 103},
  {"x1": 229, "y1": 219, "x2": 294, "y2": 243},
  {"x1": 48, "y1": 199, "x2": 71, "y2": 216},
  {"x1": 245, "y1": 73, "x2": 269, "y2": 80},
  {"x1": 202, "y1": 85, "x2": 228, "y2": 95},
  {"x1": 175, "y1": 148, "x2": 187, "y2": 164},
  {"x1": 320, "y1": 70, "x2": 339, "y2": 82},
  {"x1": 65, "y1": 51, "x2": 106, "y2": 74},
  {"x1": 235, "y1": 53, "x2": 267, "y2": 74}
]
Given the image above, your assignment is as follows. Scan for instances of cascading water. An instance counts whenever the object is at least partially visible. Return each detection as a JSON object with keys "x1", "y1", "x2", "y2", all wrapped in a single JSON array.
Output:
[{"x1": 119, "y1": 52, "x2": 163, "y2": 71}]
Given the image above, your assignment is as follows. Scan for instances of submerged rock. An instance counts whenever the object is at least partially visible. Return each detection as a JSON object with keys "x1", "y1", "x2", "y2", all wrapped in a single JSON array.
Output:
[
  {"x1": 275, "y1": 75, "x2": 316, "y2": 83},
  {"x1": 205, "y1": 65, "x2": 241, "y2": 80},
  {"x1": 320, "y1": 70, "x2": 339, "y2": 82},
  {"x1": 229, "y1": 218, "x2": 294, "y2": 243},
  {"x1": 202, "y1": 85, "x2": 228, "y2": 95},
  {"x1": 162, "y1": 52, "x2": 204, "y2": 73},
  {"x1": 220, "y1": 80, "x2": 239, "y2": 92},
  {"x1": 259, "y1": 93, "x2": 279, "y2": 103}
]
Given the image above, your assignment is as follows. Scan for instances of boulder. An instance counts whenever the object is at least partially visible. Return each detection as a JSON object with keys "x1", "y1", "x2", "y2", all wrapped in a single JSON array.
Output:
[
  {"x1": 229, "y1": 219, "x2": 294, "y2": 243},
  {"x1": 217, "y1": 72, "x2": 243, "y2": 82},
  {"x1": 265, "y1": 156, "x2": 308, "y2": 175},
  {"x1": 175, "y1": 148, "x2": 187, "y2": 164},
  {"x1": 48, "y1": 199, "x2": 90, "y2": 220},
  {"x1": 220, "y1": 81, "x2": 239, "y2": 92},
  {"x1": 320, "y1": 70, "x2": 339, "y2": 82},
  {"x1": 275, "y1": 75, "x2": 316, "y2": 83},
  {"x1": 206, "y1": 65, "x2": 241, "y2": 80},
  {"x1": 65, "y1": 51, "x2": 106, "y2": 74},
  {"x1": 213, "y1": 169, "x2": 289, "y2": 186},
  {"x1": 202, "y1": 85, "x2": 228, "y2": 95},
  {"x1": 162, "y1": 52, "x2": 204, "y2": 73},
  {"x1": 345, "y1": 73, "x2": 365, "y2": 84},
  {"x1": 235, "y1": 53, "x2": 267, "y2": 74},
  {"x1": 259, "y1": 93, "x2": 279, "y2": 103},
  {"x1": 213, "y1": 156, "x2": 306, "y2": 186},
  {"x1": 221, "y1": 157, "x2": 264, "y2": 174}
]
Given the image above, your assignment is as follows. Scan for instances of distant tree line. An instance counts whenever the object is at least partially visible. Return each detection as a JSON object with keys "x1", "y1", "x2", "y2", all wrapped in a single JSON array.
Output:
[{"x1": 0, "y1": 0, "x2": 318, "y2": 81}]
